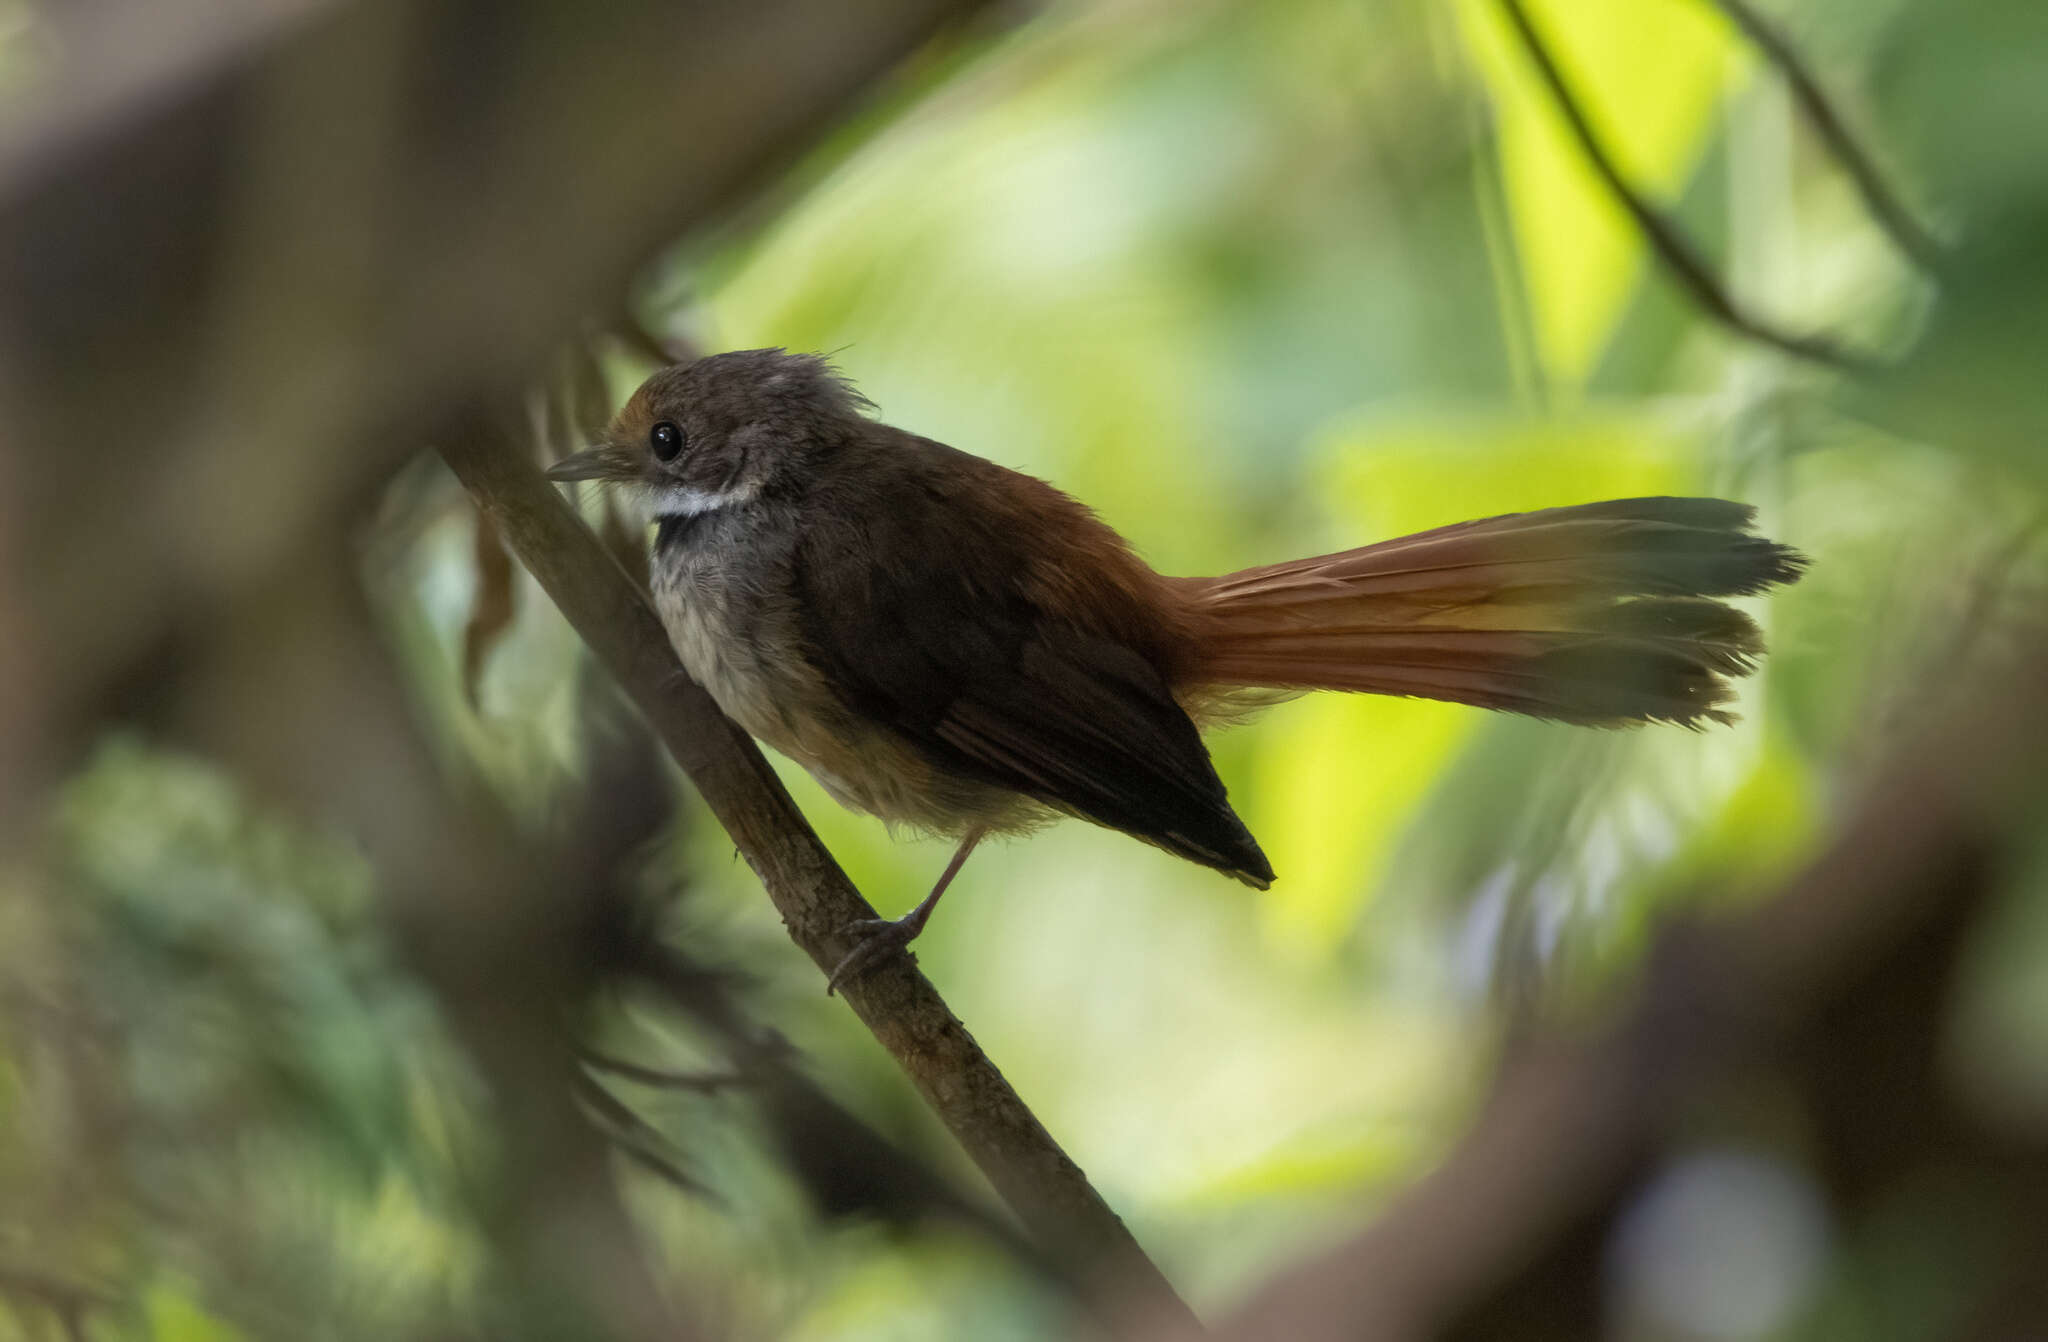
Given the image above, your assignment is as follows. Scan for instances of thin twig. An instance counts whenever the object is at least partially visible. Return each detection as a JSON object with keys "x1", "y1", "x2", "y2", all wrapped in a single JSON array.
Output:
[
  {"x1": 1708, "y1": 0, "x2": 1947, "y2": 276},
  {"x1": 0, "y1": 1265, "x2": 113, "y2": 1322},
  {"x1": 616, "y1": 313, "x2": 691, "y2": 367},
  {"x1": 575, "y1": 1076, "x2": 721, "y2": 1200},
  {"x1": 580, "y1": 1049, "x2": 750, "y2": 1093},
  {"x1": 1493, "y1": 0, "x2": 1880, "y2": 372}
]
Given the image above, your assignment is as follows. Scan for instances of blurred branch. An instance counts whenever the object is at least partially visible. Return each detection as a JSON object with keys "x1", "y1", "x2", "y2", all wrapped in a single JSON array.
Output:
[
  {"x1": 1492, "y1": 0, "x2": 1880, "y2": 372},
  {"x1": 616, "y1": 313, "x2": 693, "y2": 368},
  {"x1": 598, "y1": 932, "x2": 1072, "y2": 1281},
  {"x1": 0, "y1": 3, "x2": 1030, "y2": 1320},
  {"x1": 163, "y1": 557, "x2": 703, "y2": 1341},
  {"x1": 2, "y1": 0, "x2": 1007, "y2": 821},
  {"x1": 1201, "y1": 631, "x2": 2048, "y2": 1342},
  {"x1": 437, "y1": 415, "x2": 1201, "y2": 1334},
  {"x1": 0, "y1": 1264, "x2": 112, "y2": 1342},
  {"x1": 460, "y1": 508, "x2": 516, "y2": 707},
  {"x1": 580, "y1": 1051, "x2": 750, "y2": 1094},
  {"x1": 0, "y1": 0, "x2": 337, "y2": 198},
  {"x1": 1868, "y1": 514, "x2": 2045, "y2": 756},
  {"x1": 1708, "y1": 0, "x2": 1948, "y2": 276},
  {"x1": 574, "y1": 1075, "x2": 719, "y2": 1202},
  {"x1": 3, "y1": 2, "x2": 1140, "y2": 1331}
]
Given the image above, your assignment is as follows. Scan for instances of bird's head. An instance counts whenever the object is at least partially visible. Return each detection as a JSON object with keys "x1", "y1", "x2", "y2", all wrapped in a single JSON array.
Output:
[{"x1": 546, "y1": 348, "x2": 871, "y2": 516}]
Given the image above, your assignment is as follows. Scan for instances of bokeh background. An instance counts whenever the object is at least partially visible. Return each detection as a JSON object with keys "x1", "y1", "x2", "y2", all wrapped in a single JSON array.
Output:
[{"x1": 6, "y1": 0, "x2": 2048, "y2": 1339}]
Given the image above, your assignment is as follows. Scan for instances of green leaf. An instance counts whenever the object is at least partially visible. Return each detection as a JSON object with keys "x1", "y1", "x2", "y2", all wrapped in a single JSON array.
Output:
[{"x1": 1456, "y1": 0, "x2": 1741, "y2": 385}]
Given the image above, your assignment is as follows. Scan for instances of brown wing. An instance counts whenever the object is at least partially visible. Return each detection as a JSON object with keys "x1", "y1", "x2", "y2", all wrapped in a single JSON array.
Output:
[{"x1": 792, "y1": 446, "x2": 1272, "y2": 887}]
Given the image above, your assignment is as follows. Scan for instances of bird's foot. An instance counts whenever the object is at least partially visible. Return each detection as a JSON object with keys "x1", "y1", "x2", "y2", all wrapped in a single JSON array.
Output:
[
  {"x1": 825, "y1": 915, "x2": 926, "y2": 996},
  {"x1": 823, "y1": 831, "x2": 983, "y2": 996}
]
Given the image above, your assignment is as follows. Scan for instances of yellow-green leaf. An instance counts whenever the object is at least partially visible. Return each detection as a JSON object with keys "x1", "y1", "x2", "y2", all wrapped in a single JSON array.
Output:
[{"x1": 1457, "y1": 0, "x2": 1742, "y2": 385}]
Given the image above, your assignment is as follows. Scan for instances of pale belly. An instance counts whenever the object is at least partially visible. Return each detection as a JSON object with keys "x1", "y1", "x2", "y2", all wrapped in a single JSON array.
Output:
[{"x1": 650, "y1": 545, "x2": 1035, "y2": 837}]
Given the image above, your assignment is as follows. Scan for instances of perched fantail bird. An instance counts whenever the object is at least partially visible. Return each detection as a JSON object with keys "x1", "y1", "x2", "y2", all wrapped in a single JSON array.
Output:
[{"x1": 548, "y1": 349, "x2": 1804, "y2": 991}]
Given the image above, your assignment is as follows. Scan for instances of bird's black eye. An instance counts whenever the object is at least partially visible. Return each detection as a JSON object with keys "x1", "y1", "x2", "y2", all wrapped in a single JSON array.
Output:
[{"x1": 650, "y1": 421, "x2": 685, "y2": 461}]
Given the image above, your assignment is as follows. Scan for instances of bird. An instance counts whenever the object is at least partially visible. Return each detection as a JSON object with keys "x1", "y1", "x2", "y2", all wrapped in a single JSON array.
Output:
[{"x1": 546, "y1": 348, "x2": 1806, "y2": 992}]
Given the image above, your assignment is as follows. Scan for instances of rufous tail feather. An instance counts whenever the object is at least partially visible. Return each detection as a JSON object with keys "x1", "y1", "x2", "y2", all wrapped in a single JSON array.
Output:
[{"x1": 1174, "y1": 497, "x2": 1805, "y2": 728}]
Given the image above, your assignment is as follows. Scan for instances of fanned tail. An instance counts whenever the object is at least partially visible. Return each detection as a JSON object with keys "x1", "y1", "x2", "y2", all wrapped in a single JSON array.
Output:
[{"x1": 1174, "y1": 497, "x2": 1806, "y2": 727}]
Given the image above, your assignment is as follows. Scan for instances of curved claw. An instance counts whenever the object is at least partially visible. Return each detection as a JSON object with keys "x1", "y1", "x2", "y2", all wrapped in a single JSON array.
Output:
[
  {"x1": 822, "y1": 831, "x2": 985, "y2": 996},
  {"x1": 825, "y1": 916, "x2": 921, "y2": 995}
]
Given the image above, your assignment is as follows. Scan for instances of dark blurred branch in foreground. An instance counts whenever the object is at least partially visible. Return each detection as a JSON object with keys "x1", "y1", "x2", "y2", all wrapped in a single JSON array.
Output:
[
  {"x1": 0, "y1": 1, "x2": 1098, "y2": 1334},
  {"x1": 1708, "y1": 0, "x2": 1949, "y2": 276},
  {"x1": 168, "y1": 555, "x2": 701, "y2": 1342},
  {"x1": 438, "y1": 415, "x2": 1200, "y2": 1334},
  {"x1": 1195, "y1": 634, "x2": 2048, "y2": 1341},
  {"x1": 0, "y1": 1262, "x2": 111, "y2": 1342},
  {"x1": 0, "y1": 0, "x2": 339, "y2": 198},
  {"x1": 186, "y1": 545, "x2": 1055, "y2": 1338},
  {"x1": 1492, "y1": 0, "x2": 1881, "y2": 372},
  {"x1": 1, "y1": 0, "x2": 1006, "y2": 824}
]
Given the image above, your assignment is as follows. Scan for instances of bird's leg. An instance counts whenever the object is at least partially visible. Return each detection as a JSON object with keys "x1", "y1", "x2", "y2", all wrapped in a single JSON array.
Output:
[{"x1": 826, "y1": 828, "x2": 987, "y2": 995}]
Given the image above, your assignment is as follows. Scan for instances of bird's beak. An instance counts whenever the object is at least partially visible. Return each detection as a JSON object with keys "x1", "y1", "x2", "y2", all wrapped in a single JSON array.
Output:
[{"x1": 545, "y1": 442, "x2": 640, "y2": 483}]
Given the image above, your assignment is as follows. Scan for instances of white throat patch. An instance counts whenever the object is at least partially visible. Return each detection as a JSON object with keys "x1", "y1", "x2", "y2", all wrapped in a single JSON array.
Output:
[{"x1": 642, "y1": 480, "x2": 760, "y2": 519}]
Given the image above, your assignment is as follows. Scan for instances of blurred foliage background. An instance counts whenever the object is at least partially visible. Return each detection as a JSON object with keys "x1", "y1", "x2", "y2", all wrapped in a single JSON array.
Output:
[{"x1": 7, "y1": 0, "x2": 2048, "y2": 1339}]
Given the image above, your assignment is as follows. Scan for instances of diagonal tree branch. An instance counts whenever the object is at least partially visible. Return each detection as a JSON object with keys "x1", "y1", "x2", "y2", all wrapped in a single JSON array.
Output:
[
  {"x1": 1708, "y1": 0, "x2": 1948, "y2": 277},
  {"x1": 4, "y1": 0, "x2": 1196, "y2": 1327},
  {"x1": 437, "y1": 416, "x2": 1201, "y2": 1335},
  {"x1": 1492, "y1": 0, "x2": 1881, "y2": 373}
]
